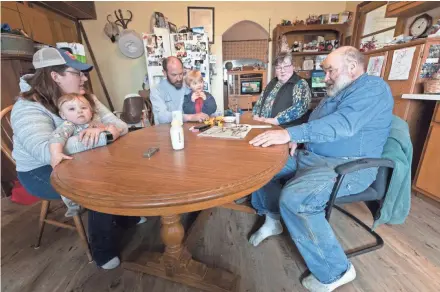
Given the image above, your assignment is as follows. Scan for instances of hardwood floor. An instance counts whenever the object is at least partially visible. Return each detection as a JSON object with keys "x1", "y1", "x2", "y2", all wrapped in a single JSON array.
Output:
[{"x1": 1, "y1": 196, "x2": 440, "y2": 292}]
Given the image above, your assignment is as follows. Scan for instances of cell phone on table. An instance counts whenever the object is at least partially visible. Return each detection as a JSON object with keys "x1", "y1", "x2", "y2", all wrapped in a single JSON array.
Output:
[
  {"x1": 143, "y1": 147, "x2": 159, "y2": 158},
  {"x1": 194, "y1": 124, "x2": 211, "y2": 131}
]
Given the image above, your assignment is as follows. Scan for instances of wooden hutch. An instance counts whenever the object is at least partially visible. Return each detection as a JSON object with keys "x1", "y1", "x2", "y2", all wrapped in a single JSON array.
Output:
[
  {"x1": 272, "y1": 24, "x2": 348, "y2": 80},
  {"x1": 414, "y1": 100, "x2": 440, "y2": 202},
  {"x1": 226, "y1": 24, "x2": 348, "y2": 112},
  {"x1": 271, "y1": 24, "x2": 348, "y2": 108},
  {"x1": 363, "y1": 38, "x2": 440, "y2": 189}
]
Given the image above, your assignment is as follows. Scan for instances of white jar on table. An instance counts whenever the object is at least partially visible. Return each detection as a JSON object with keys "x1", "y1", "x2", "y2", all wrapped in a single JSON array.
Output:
[{"x1": 170, "y1": 118, "x2": 184, "y2": 150}]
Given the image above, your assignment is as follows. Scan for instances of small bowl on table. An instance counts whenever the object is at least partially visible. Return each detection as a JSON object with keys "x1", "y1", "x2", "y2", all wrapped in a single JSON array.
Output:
[{"x1": 223, "y1": 116, "x2": 236, "y2": 123}]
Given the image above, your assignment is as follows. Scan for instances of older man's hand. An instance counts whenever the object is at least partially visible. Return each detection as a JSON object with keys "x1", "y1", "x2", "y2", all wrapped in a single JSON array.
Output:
[
  {"x1": 289, "y1": 142, "x2": 297, "y2": 156},
  {"x1": 249, "y1": 129, "x2": 290, "y2": 147}
]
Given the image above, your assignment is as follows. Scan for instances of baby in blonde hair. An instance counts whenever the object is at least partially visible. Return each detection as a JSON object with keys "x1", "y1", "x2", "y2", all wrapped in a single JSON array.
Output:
[
  {"x1": 49, "y1": 93, "x2": 118, "y2": 216},
  {"x1": 182, "y1": 70, "x2": 217, "y2": 116}
]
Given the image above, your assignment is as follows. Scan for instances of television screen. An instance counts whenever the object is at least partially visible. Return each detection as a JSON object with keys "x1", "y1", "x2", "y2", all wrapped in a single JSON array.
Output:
[
  {"x1": 241, "y1": 81, "x2": 262, "y2": 94},
  {"x1": 311, "y1": 70, "x2": 326, "y2": 88}
]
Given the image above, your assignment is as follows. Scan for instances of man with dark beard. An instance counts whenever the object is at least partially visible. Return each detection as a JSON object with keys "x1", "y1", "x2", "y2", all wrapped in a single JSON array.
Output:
[
  {"x1": 150, "y1": 56, "x2": 209, "y2": 124},
  {"x1": 247, "y1": 46, "x2": 393, "y2": 291}
]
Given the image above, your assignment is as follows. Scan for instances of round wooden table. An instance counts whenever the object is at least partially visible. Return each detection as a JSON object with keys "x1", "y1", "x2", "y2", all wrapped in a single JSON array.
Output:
[{"x1": 51, "y1": 115, "x2": 288, "y2": 292}]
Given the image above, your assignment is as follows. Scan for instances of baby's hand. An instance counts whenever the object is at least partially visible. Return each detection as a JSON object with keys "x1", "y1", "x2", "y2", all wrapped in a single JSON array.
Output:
[
  {"x1": 199, "y1": 92, "x2": 207, "y2": 100},
  {"x1": 51, "y1": 153, "x2": 73, "y2": 168}
]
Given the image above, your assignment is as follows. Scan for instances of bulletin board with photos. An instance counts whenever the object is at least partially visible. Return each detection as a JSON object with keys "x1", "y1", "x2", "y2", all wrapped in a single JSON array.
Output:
[
  {"x1": 143, "y1": 31, "x2": 172, "y2": 88},
  {"x1": 144, "y1": 34, "x2": 167, "y2": 67},
  {"x1": 171, "y1": 32, "x2": 211, "y2": 92},
  {"x1": 419, "y1": 43, "x2": 440, "y2": 79}
]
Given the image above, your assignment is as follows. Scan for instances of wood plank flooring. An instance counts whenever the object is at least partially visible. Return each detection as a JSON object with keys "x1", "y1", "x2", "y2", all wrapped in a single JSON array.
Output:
[{"x1": 1, "y1": 195, "x2": 440, "y2": 292}]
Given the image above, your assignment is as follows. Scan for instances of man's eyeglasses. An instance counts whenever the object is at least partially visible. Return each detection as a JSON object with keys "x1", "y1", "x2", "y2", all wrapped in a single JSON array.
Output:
[
  {"x1": 65, "y1": 70, "x2": 85, "y2": 77},
  {"x1": 275, "y1": 64, "x2": 292, "y2": 72}
]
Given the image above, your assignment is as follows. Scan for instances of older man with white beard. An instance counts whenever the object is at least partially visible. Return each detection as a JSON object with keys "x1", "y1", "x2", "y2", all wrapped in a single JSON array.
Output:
[{"x1": 248, "y1": 46, "x2": 393, "y2": 291}]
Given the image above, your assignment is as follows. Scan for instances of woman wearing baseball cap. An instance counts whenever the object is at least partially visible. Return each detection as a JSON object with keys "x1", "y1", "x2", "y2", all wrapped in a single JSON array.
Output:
[{"x1": 11, "y1": 47, "x2": 145, "y2": 269}]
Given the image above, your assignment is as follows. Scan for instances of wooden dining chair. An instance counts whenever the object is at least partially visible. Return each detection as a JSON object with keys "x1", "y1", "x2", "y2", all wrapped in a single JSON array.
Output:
[
  {"x1": 1, "y1": 105, "x2": 92, "y2": 262},
  {"x1": 138, "y1": 89, "x2": 155, "y2": 126}
]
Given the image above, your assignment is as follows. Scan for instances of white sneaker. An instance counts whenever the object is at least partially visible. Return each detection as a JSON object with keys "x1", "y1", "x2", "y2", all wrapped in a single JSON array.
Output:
[
  {"x1": 137, "y1": 216, "x2": 147, "y2": 225},
  {"x1": 302, "y1": 264, "x2": 356, "y2": 292},
  {"x1": 100, "y1": 256, "x2": 120, "y2": 270}
]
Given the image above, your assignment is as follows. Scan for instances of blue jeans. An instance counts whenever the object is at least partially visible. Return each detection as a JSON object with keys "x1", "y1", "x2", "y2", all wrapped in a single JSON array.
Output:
[
  {"x1": 17, "y1": 165, "x2": 140, "y2": 266},
  {"x1": 252, "y1": 150, "x2": 376, "y2": 284}
]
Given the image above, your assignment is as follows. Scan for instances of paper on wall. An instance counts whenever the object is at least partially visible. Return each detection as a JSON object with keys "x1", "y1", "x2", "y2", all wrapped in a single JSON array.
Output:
[
  {"x1": 366, "y1": 56, "x2": 385, "y2": 77},
  {"x1": 388, "y1": 47, "x2": 416, "y2": 80}
]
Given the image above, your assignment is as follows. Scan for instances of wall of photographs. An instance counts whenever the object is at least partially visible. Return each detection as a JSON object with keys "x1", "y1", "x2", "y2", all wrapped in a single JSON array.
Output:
[
  {"x1": 171, "y1": 32, "x2": 210, "y2": 92},
  {"x1": 142, "y1": 28, "x2": 172, "y2": 88},
  {"x1": 143, "y1": 30, "x2": 210, "y2": 92},
  {"x1": 420, "y1": 44, "x2": 440, "y2": 79}
]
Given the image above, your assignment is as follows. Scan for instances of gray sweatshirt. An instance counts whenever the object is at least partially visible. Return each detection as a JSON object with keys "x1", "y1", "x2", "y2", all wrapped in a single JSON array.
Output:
[
  {"x1": 150, "y1": 79, "x2": 190, "y2": 125},
  {"x1": 11, "y1": 76, "x2": 128, "y2": 172}
]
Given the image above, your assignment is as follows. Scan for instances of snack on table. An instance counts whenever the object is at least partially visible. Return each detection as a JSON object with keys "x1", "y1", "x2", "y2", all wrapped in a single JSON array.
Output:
[{"x1": 204, "y1": 116, "x2": 224, "y2": 127}]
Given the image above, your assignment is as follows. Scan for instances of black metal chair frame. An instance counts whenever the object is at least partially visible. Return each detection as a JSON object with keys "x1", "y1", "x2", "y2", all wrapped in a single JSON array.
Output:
[{"x1": 325, "y1": 158, "x2": 395, "y2": 258}]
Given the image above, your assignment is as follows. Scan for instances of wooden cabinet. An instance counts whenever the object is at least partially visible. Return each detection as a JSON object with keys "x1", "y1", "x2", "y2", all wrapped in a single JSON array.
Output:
[
  {"x1": 414, "y1": 103, "x2": 440, "y2": 201},
  {"x1": 33, "y1": 4, "x2": 78, "y2": 43},
  {"x1": 1, "y1": 55, "x2": 34, "y2": 108},
  {"x1": 38, "y1": 1, "x2": 96, "y2": 20},
  {"x1": 17, "y1": 3, "x2": 54, "y2": 45},
  {"x1": 383, "y1": 45, "x2": 424, "y2": 96},
  {"x1": 392, "y1": 96, "x2": 410, "y2": 118},
  {"x1": 2, "y1": 1, "x2": 96, "y2": 21},
  {"x1": 1, "y1": 3, "x2": 79, "y2": 45},
  {"x1": 228, "y1": 96, "x2": 258, "y2": 112},
  {"x1": 227, "y1": 70, "x2": 267, "y2": 111},
  {"x1": 272, "y1": 24, "x2": 348, "y2": 78},
  {"x1": 364, "y1": 39, "x2": 440, "y2": 178},
  {"x1": 364, "y1": 51, "x2": 389, "y2": 78},
  {"x1": 0, "y1": 2, "x2": 81, "y2": 196},
  {"x1": 385, "y1": 1, "x2": 440, "y2": 18},
  {"x1": 1, "y1": 3, "x2": 24, "y2": 31},
  {"x1": 1, "y1": 54, "x2": 33, "y2": 195},
  {"x1": 435, "y1": 104, "x2": 440, "y2": 123}
]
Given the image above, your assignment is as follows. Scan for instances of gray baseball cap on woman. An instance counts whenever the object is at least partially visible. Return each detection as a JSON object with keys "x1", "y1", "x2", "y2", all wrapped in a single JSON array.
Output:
[{"x1": 33, "y1": 47, "x2": 93, "y2": 71}]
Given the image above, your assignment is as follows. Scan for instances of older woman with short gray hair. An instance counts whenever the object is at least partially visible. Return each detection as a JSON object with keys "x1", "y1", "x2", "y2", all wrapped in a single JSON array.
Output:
[{"x1": 253, "y1": 52, "x2": 311, "y2": 127}]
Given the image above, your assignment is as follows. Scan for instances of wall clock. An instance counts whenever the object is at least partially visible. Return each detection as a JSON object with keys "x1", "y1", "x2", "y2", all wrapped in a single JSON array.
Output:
[{"x1": 410, "y1": 14, "x2": 433, "y2": 38}]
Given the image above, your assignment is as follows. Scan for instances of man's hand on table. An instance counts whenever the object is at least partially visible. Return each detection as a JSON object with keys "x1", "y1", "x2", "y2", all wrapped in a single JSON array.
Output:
[{"x1": 249, "y1": 129, "x2": 291, "y2": 148}]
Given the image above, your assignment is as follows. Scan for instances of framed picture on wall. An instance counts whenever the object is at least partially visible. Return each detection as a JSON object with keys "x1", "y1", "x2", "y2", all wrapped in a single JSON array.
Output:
[{"x1": 187, "y1": 7, "x2": 215, "y2": 44}]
